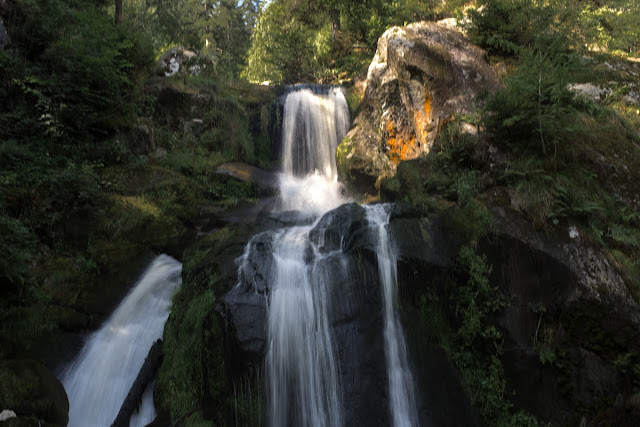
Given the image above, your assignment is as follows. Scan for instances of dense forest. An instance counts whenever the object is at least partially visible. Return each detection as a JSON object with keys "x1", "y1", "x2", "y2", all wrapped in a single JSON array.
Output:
[{"x1": 1, "y1": 0, "x2": 640, "y2": 426}]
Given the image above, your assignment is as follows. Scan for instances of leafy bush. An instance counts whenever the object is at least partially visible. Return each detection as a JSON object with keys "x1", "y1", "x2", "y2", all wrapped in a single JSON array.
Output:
[
  {"x1": 468, "y1": 0, "x2": 540, "y2": 56},
  {"x1": 484, "y1": 45, "x2": 593, "y2": 157},
  {"x1": 1, "y1": 0, "x2": 153, "y2": 146}
]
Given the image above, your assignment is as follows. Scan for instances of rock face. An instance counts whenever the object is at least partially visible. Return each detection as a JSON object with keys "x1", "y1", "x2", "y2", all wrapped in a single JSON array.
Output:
[
  {"x1": 338, "y1": 21, "x2": 499, "y2": 193},
  {"x1": 157, "y1": 47, "x2": 209, "y2": 76},
  {"x1": 221, "y1": 203, "x2": 478, "y2": 426},
  {"x1": 486, "y1": 208, "x2": 640, "y2": 424}
]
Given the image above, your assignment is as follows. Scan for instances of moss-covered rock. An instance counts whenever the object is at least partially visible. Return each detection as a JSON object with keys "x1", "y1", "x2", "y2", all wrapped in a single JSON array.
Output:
[
  {"x1": 339, "y1": 21, "x2": 499, "y2": 194},
  {"x1": 0, "y1": 360, "x2": 68, "y2": 426},
  {"x1": 155, "y1": 222, "x2": 258, "y2": 425}
]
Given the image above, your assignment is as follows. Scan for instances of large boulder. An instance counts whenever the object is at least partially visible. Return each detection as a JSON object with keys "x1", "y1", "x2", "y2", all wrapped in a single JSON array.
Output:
[{"x1": 338, "y1": 21, "x2": 499, "y2": 194}]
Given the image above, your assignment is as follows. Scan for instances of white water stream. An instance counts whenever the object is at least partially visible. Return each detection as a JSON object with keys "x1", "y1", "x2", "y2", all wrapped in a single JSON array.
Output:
[
  {"x1": 367, "y1": 204, "x2": 419, "y2": 427},
  {"x1": 263, "y1": 88, "x2": 349, "y2": 426},
  {"x1": 258, "y1": 86, "x2": 418, "y2": 426},
  {"x1": 61, "y1": 254, "x2": 182, "y2": 427}
]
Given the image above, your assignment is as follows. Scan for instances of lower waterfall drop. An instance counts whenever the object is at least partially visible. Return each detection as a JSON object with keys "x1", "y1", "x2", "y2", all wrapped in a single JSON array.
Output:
[
  {"x1": 61, "y1": 254, "x2": 182, "y2": 427},
  {"x1": 266, "y1": 226, "x2": 344, "y2": 427},
  {"x1": 367, "y1": 204, "x2": 419, "y2": 427}
]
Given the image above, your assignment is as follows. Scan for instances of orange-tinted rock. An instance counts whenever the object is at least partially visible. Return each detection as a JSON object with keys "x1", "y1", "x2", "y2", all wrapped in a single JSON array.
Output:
[{"x1": 338, "y1": 21, "x2": 500, "y2": 194}]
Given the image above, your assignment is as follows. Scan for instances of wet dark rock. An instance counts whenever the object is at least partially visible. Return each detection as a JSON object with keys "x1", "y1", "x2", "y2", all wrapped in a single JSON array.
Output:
[
  {"x1": 222, "y1": 284, "x2": 268, "y2": 364},
  {"x1": 236, "y1": 231, "x2": 275, "y2": 295},
  {"x1": 310, "y1": 202, "x2": 367, "y2": 253},
  {"x1": 390, "y1": 216, "x2": 456, "y2": 269},
  {"x1": 330, "y1": 257, "x2": 389, "y2": 427},
  {"x1": 389, "y1": 201, "x2": 428, "y2": 220},
  {"x1": 402, "y1": 308, "x2": 481, "y2": 427}
]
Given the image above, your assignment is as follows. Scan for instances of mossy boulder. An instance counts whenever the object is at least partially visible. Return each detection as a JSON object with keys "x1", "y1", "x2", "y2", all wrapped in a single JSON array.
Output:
[
  {"x1": 338, "y1": 21, "x2": 499, "y2": 194},
  {"x1": 155, "y1": 222, "x2": 260, "y2": 425},
  {"x1": 0, "y1": 360, "x2": 68, "y2": 426}
]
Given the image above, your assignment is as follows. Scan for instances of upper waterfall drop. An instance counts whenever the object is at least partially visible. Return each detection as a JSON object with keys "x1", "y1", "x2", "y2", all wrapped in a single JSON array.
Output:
[
  {"x1": 281, "y1": 87, "x2": 350, "y2": 180},
  {"x1": 278, "y1": 87, "x2": 350, "y2": 215}
]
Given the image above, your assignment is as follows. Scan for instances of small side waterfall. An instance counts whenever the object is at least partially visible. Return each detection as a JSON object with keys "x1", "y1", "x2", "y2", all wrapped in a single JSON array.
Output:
[
  {"x1": 61, "y1": 254, "x2": 182, "y2": 427},
  {"x1": 367, "y1": 205, "x2": 419, "y2": 427}
]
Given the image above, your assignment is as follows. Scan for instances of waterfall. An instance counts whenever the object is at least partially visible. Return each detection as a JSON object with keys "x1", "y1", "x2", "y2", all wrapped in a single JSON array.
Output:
[
  {"x1": 278, "y1": 88, "x2": 349, "y2": 216},
  {"x1": 266, "y1": 226, "x2": 344, "y2": 427},
  {"x1": 260, "y1": 87, "x2": 349, "y2": 426},
  {"x1": 281, "y1": 88, "x2": 349, "y2": 181},
  {"x1": 236, "y1": 86, "x2": 419, "y2": 426},
  {"x1": 366, "y1": 204, "x2": 419, "y2": 427},
  {"x1": 61, "y1": 254, "x2": 182, "y2": 427}
]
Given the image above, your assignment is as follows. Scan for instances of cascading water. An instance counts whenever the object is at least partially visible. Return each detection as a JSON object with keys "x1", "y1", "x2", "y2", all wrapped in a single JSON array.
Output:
[
  {"x1": 235, "y1": 85, "x2": 419, "y2": 426},
  {"x1": 266, "y1": 226, "x2": 344, "y2": 427},
  {"x1": 281, "y1": 88, "x2": 349, "y2": 181},
  {"x1": 258, "y1": 87, "x2": 349, "y2": 426},
  {"x1": 366, "y1": 204, "x2": 419, "y2": 427},
  {"x1": 61, "y1": 254, "x2": 182, "y2": 427},
  {"x1": 278, "y1": 88, "x2": 349, "y2": 215}
]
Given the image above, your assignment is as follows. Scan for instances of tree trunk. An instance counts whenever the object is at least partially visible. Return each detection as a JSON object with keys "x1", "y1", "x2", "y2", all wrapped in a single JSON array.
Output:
[
  {"x1": 115, "y1": 0, "x2": 122, "y2": 25},
  {"x1": 329, "y1": 8, "x2": 340, "y2": 49}
]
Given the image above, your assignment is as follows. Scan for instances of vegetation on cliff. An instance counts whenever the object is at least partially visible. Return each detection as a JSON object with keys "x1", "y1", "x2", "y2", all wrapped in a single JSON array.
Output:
[
  {"x1": 378, "y1": 2, "x2": 639, "y2": 424},
  {"x1": 0, "y1": 0, "x2": 272, "y2": 369}
]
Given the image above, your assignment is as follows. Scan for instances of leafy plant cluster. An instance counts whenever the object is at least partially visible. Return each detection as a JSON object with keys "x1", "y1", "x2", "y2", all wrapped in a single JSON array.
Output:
[{"x1": 415, "y1": 198, "x2": 541, "y2": 426}]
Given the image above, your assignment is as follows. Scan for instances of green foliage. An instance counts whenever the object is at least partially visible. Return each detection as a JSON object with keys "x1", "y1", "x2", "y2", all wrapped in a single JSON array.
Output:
[
  {"x1": 469, "y1": 0, "x2": 640, "y2": 58},
  {"x1": 156, "y1": 285, "x2": 219, "y2": 423},
  {"x1": 468, "y1": 0, "x2": 540, "y2": 56},
  {"x1": 242, "y1": 0, "x2": 318, "y2": 83},
  {"x1": 156, "y1": 244, "x2": 236, "y2": 425},
  {"x1": 484, "y1": 48, "x2": 589, "y2": 156},
  {"x1": 232, "y1": 366, "x2": 265, "y2": 427},
  {"x1": 429, "y1": 122, "x2": 484, "y2": 204},
  {"x1": 2, "y1": 1, "x2": 154, "y2": 144},
  {"x1": 575, "y1": 1, "x2": 640, "y2": 55},
  {"x1": 152, "y1": 0, "x2": 254, "y2": 78},
  {"x1": 0, "y1": 211, "x2": 37, "y2": 290},
  {"x1": 447, "y1": 239, "x2": 540, "y2": 425},
  {"x1": 242, "y1": 0, "x2": 454, "y2": 83}
]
